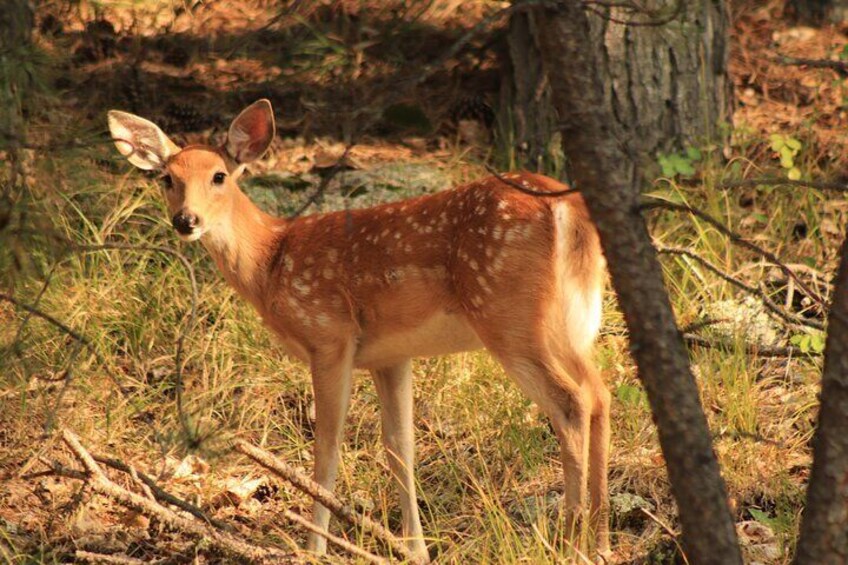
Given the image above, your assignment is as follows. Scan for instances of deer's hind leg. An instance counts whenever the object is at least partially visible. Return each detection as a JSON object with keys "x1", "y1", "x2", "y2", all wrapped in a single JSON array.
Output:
[{"x1": 469, "y1": 313, "x2": 607, "y2": 550}]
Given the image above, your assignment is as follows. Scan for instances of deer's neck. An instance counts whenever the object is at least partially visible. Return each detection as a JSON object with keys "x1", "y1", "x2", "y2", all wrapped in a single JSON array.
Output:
[{"x1": 200, "y1": 188, "x2": 281, "y2": 305}]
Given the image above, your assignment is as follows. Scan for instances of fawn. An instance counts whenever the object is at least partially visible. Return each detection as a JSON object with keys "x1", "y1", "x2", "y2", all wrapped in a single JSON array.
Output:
[{"x1": 107, "y1": 99, "x2": 609, "y2": 560}]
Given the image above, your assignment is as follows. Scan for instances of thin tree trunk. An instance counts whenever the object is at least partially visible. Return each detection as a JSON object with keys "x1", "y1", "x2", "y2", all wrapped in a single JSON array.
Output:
[
  {"x1": 532, "y1": 3, "x2": 742, "y2": 564},
  {"x1": 793, "y1": 235, "x2": 848, "y2": 564}
]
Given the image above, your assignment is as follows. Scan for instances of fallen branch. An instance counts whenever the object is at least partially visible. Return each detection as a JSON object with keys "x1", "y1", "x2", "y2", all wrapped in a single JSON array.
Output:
[
  {"x1": 775, "y1": 55, "x2": 848, "y2": 77},
  {"x1": 60, "y1": 429, "x2": 286, "y2": 563},
  {"x1": 717, "y1": 177, "x2": 848, "y2": 193},
  {"x1": 90, "y1": 454, "x2": 232, "y2": 532},
  {"x1": 282, "y1": 509, "x2": 388, "y2": 565},
  {"x1": 656, "y1": 245, "x2": 824, "y2": 331},
  {"x1": 641, "y1": 198, "x2": 830, "y2": 311},
  {"x1": 233, "y1": 440, "x2": 421, "y2": 564},
  {"x1": 683, "y1": 333, "x2": 808, "y2": 358},
  {"x1": 75, "y1": 550, "x2": 154, "y2": 565}
]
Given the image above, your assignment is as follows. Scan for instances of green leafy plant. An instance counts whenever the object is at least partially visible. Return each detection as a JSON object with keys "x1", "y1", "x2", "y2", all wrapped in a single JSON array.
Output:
[
  {"x1": 768, "y1": 134, "x2": 802, "y2": 180},
  {"x1": 658, "y1": 147, "x2": 702, "y2": 178},
  {"x1": 790, "y1": 332, "x2": 826, "y2": 354}
]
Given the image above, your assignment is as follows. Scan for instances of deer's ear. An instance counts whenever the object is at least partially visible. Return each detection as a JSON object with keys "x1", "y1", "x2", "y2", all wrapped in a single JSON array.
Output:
[
  {"x1": 107, "y1": 110, "x2": 180, "y2": 171},
  {"x1": 225, "y1": 99, "x2": 275, "y2": 164}
]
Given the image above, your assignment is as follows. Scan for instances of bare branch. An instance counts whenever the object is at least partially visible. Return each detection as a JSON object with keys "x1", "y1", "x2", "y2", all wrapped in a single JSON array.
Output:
[
  {"x1": 717, "y1": 177, "x2": 848, "y2": 193},
  {"x1": 776, "y1": 55, "x2": 848, "y2": 77},
  {"x1": 282, "y1": 509, "x2": 388, "y2": 565},
  {"x1": 60, "y1": 429, "x2": 287, "y2": 563},
  {"x1": 641, "y1": 198, "x2": 830, "y2": 310},
  {"x1": 233, "y1": 440, "x2": 422, "y2": 564},
  {"x1": 484, "y1": 165, "x2": 578, "y2": 197},
  {"x1": 656, "y1": 245, "x2": 824, "y2": 331},
  {"x1": 91, "y1": 454, "x2": 233, "y2": 532}
]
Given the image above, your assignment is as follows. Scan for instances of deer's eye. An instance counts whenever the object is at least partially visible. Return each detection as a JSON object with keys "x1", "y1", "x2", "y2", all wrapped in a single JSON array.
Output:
[
  {"x1": 212, "y1": 172, "x2": 226, "y2": 185},
  {"x1": 162, "y1": 174, "x2": 173, "y2": 189}
]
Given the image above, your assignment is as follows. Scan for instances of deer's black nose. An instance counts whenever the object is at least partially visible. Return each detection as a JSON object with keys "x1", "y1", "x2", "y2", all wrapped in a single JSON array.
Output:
[{"x1": 172, "y1": 211, "x2": 198, "y2": 235}]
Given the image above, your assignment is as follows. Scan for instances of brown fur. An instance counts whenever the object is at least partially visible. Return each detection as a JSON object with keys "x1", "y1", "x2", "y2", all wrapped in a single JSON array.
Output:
[{"x1": 108, "y1": 103, "x2": 609, "y2": 560}]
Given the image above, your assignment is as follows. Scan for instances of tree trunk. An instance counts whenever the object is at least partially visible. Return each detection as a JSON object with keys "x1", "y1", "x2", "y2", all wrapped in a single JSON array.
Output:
[
  {"x1": 793, "y1": 235, "x2": 848, "y2": 564},
  {"x1": 498, "y1": 11, "x2": 560, "y2": 173},
  {"x1": 532, "y1": 4, "x2": 742, "y2": 564},
  {"x1": 0, "y1": 0, "x2": 34, "y2": 189},
  {"x1": 500, "y1": 0, "x2": 731, "y2": 181}
]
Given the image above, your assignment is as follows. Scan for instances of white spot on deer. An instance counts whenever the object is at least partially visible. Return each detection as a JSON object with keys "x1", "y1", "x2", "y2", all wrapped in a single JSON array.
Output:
[
  {"x1": 404, "y1": 243, "x2": 413, "y2": 253},
  {"x1": 323, "y1": 268, "x2": 335, "y2": 280},
  {"x1": 327, "y1": 249, "x2": 338, "y2": 263},
  {"x1": 293, "y1": 279, "x2": 311, "y2": 295},
  {"x1": 497, "y1": 201, "x2": 509, "y2": 211},
  {"x1": 469, "y1": 259, "x2": 479, "y2": 271},
  {"x1": 493, "y1": 226, "x2": 503, "y2": 240},
  {"x1": 485, "y1": 247, "x2": 494, "y2": 258},
  {"x1": 315, "y1": 313, "x2": 330, "y2": 327},
  {"x1": 305, "y1": 256, "x2": 315, "y2": 266},
  {"x1": 284, "y1": 256, "x2": 294, "y2": 272},
  {"x1": 381, "y1": 229, "x2": 389, "y2": 238},
  {"x1": 502, "y1": 213, "x2": 512, "y2": 221},
  {"x1": 477, "y1": 227, "x2": 487, "y2": 235},
  {"x1": 394, "y1": 232, "x2": 401, "y2": 239},
  {"x1": 471, "y1": 295, "x2": 484, "y2": 307}
]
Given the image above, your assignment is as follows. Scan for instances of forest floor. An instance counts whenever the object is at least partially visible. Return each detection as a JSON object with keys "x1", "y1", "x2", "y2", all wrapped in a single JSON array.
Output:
[{"x1": 2, "y1": 1, "x2": 848, "y2": 563}]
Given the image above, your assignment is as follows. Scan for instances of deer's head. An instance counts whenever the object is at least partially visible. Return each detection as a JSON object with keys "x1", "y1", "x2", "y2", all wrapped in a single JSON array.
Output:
[{"x1": 107, "y1": 100, "x2": 275, "y2": 242}]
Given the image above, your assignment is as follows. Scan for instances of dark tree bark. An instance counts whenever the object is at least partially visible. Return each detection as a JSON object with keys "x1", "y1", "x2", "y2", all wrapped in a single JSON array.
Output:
[
  {"x1": 500, "y1": 0, "x2": 731, "y2": 178},
  {"x1": 791, "y1": 0, "x2": 848, "y2": 24},
  {"x1": 794, "y1": 236, "x2": 848, "y2": 564},
  {"x1": 0, "y1": 0, "x2": 34, "y2": 189},
  {"x1": 498, "y1": 11, "x2": 559, "y2": 172},
  {"x1": 532, "y1": 3, "x2": 742, "y2": 564}
]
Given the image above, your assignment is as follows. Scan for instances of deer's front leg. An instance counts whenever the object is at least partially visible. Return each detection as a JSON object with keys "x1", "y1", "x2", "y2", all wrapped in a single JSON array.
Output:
[
  {"x1": 372, "y1": 360, "x2": 428, "y2": 561},
  {"x1": 306, "y1": 341, "x2": 355, "y2": 554}
]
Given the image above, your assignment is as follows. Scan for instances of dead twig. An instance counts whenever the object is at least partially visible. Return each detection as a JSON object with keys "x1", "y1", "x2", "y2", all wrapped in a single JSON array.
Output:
[
  {"x1": 75, "y1": 550, "x2": 154, "y2": 565},
  {"x1": 71, "y1": 243, "x2": 199, "y2": 444},
  {"x1": 683, "y1": 333, "x2": 808, "y2": 358},
  {"x1": 640, "y1": 198, "x2": 830, "y2": 311},
  {"x1": 484, "y1": 164, "x2": 578, "y2": 197},
  {"x1": 717, "y1": 177, "x2": 848, "y2": 193},
  {"x1": 640, "y1": 507, "x2": 690, "y2": 565},
  {"x1": 90, "y1": 454, "x2": 233, "y2": 532},
  {"x1": 775, "y1": 55, "x2": 848, "y2": 77},
  {"x1": 656, "y1": 245, "x2": 824, "y2": 331},
  {"x1": 233, "y1": 440, "x2": 421, "y2": 564},
  {"x1": 61, "y1": 429, "x2": 285, "y2": 563},
  {"x1": 288, "y1": 145, "x2": 354, "y2": 219},
  {"x1": 282, "y1": 509, "x2": 388, "y2": 565}
]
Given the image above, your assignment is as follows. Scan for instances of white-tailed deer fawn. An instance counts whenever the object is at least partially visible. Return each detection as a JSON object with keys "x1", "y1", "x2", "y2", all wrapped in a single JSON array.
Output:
[{"x1": 108, "y1": 99, "x2": 609, "y2": 560}]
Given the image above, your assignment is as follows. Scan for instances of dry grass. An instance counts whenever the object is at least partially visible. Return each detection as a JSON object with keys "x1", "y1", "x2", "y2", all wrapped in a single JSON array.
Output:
[{"x1": 2, "y1": 0, "x2": 846, "y2": 563}]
